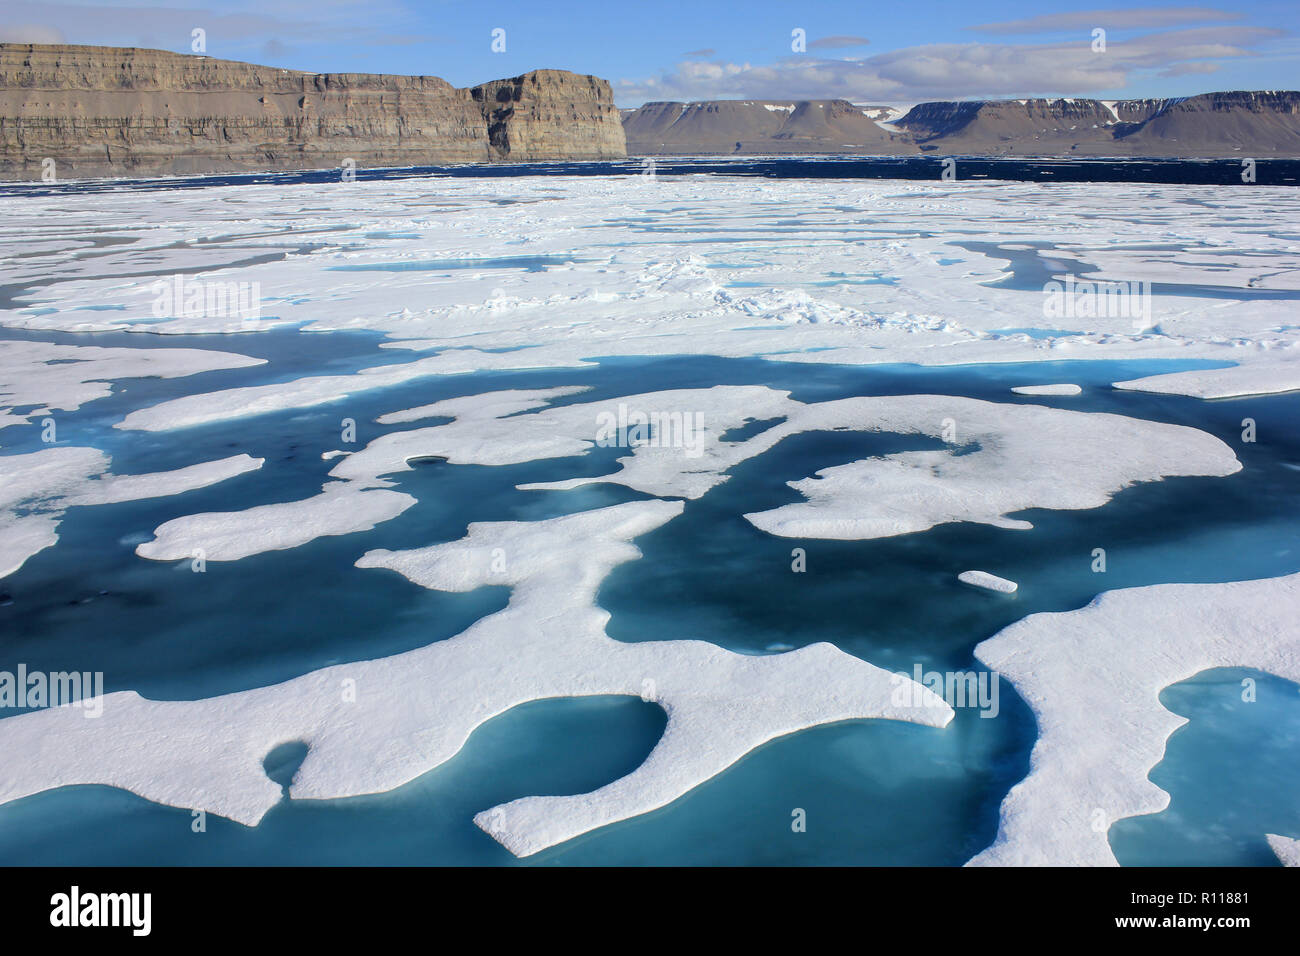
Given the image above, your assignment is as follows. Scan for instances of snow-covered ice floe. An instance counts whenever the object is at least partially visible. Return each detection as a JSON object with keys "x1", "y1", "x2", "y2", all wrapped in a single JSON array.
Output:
[
  {"x1": 136, "y1": 483, "x2": 415, "y2": 562},
  {"x1": 969, "y1": 573, "x2": 1300, "y2": 866},
  {"x1": 134, "y1": 385, "x2": 792, "y2": 559},
  {"x1": 958, "y1": 570, "x2": 1018, "y2": 593},
  {"x1": 1267, "y1": 834, "x2": 1300, "y2": 866},
  {"x1": 1114, "y1": 358, "x2": 1300, "y2": 399},
  {"x1": 0, "y1": 501, "x2": 953, "y2": 856},
  {"x1": 0, "y1": 447, "x2": 262, "y2": 579},
  {"x1": 1010, "y1": 383, "x2": 1082, "y2": 396},
  {"x1": 741, "y1": 395, "x2": 1240, "y2": 540},
  {"x1": 390, "y1": 390, "x2": 1241, "y2": 523},
  {"x1": 133, "y1": 387, "x2": 1241, "y2": 562},
  {"x1": 0, "y1": 340, "x2": 263, "y2": 432},
  {"x1": 113, "y1": 350, "x2": 595, "y2": 433}
]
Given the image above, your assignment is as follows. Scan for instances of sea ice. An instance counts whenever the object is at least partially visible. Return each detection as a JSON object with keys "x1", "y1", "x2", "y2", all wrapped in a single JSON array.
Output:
[
  {"x1": 958, "y1": 570, "x2": 1018, "y2": 593},
  {"x1": 968, "y1": 573, "x2": 1300, "y2": 866},
  {"x1": 1010, "y1": 384, "x2": 1082, "y2": 396},
  {"x1": 743, "y1": 395, "x2": 1240, "y2": 540},
  {"x1": 0, "y1": 340, "x2": 263, "y2": 430},
  {"x1": 137, "y1": 384, "x2": 795, "y2": 563},
  {"x1": 6, "y1": 176, "x2": 1283, "y2": 432},
  {"x1": 1114, "y1": 358, "x2": 1300, "y2": 399},
  {"x1": 145, "y1": 386, "x2": 1240, "y2": 564},
  {"x1": 0, "y1": 501, "x2": 953, "y2": 856},
  {"x1": 1267, "y1": 834, "x2": 1300, "y2": 866},
  {"x1": 4, "y1": 170, "x2": 1297, "y2": 865},
  {"x1": 0, "y1": 447, "x2": 262, "y2": 579},
  {"x1": 136, "y1": 483, "x2": 415, "y2": 562}
]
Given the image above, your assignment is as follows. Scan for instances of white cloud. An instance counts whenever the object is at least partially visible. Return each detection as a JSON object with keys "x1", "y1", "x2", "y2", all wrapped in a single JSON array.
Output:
[
  {"x1": 970, "y1": 6, "x2": 1243, "y2": 35},
  {"x1": 1160, "y1": 61, "x2": 1222, "y2": 76},
  {"x1": 617, "y1": 26, "x2": 1283, "y2": 105}
]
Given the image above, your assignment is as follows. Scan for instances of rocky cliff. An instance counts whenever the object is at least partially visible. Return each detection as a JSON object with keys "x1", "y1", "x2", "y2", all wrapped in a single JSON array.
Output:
[
  {"x1": 624, "y1": 91, "x2": 1300, "y2": 158},
  {"x1": 473, "y1": 70, "x2": 625, "y2": 161},
  {"x1": 0, "y1": 43, "x2": 626, "y2": 180}
]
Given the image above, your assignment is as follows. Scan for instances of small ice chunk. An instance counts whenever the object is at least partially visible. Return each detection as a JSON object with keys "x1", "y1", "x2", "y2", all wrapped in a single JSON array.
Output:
[
  {"x1": 958, "y1": 570, "x2": 1018, "y2": 593},
  {"x1": 1010, "y1": 384, "x2": 1082, "y2": 396}
]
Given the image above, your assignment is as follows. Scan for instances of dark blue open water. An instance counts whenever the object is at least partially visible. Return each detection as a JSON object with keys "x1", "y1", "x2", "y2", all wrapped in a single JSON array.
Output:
[{"x1": 3, "y1": 156, "x2": 1298, "y2": 199}]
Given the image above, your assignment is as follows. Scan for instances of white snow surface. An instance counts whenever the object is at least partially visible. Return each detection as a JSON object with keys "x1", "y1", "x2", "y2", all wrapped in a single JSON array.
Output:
[
  {"x1": 0, "y1": 340, "x2": 263, "y2": 433},
  {"x1": 958, "y1": 570, "x2": 1018, "y2": 593},
  {"x1": 742, "y1": 395, "x2": 1240, "y2": 540},
  {"x1": 0, "y1": 176, "x2": 1288, "y2": 433},
  {"x1": 0, "y1": 447, "x2": 262, "y2": 578},
  {"x1": 1011, "y1": 383, "x2": 1082, "y2": 396},
  {"x1": 1267, "y1": 834, "x2": 1300, "y2": 866},
  {"x1": 1114, "y1": 359, "x2": 1300, "y2": 398},
  {"x1": 136, "y1": 483, "x2": 415, "y2": 562}
]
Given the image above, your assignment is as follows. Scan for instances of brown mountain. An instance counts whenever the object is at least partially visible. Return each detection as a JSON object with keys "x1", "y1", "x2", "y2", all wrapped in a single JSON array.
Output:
[
  {"x1": 622, "y1": 91, "x2": 1300, "y2": 158},
  {"x1": 1120, "y1": 91, "x2": 1300, "y2": 155},
  {"x1": 623, "y1": 99, "x2": 912, "y2": 155},
  {"x1": 895, "y1": 97, "x2": 1166, "y2": 154},
  {"x1": 0, "y1": 43, "x2": 626, "y2": 180}
]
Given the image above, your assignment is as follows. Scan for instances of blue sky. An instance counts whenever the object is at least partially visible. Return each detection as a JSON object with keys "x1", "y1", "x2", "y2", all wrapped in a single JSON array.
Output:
[{"x1": 2, "y1": 1, "x2": 1297, "y2": 106}]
